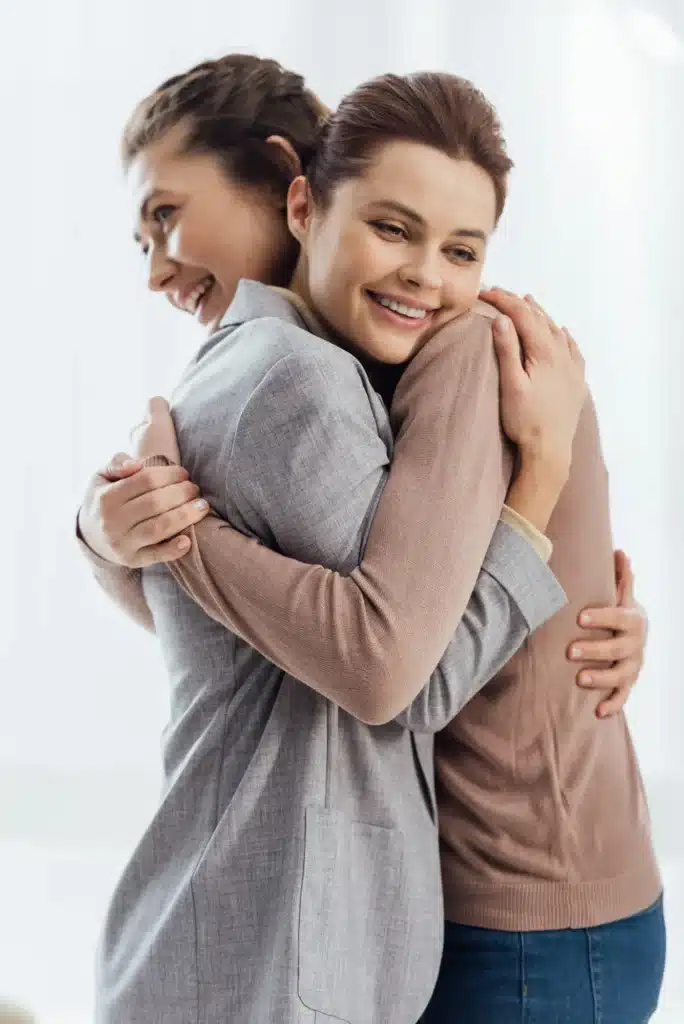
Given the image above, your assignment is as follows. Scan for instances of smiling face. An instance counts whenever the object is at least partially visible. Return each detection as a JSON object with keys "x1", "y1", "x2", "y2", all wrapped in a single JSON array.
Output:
[
  {"x1": 128, "y1": 122, "x2": 295, "y2": 333},
  {"x1": 289, "y1": 140, "x2": 498, "y2": 364}
]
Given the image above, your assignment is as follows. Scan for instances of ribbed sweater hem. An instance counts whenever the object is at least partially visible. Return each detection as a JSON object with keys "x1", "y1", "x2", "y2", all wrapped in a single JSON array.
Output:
[{"x1": 442, "y1": 856, "x2": 662, "y2": 932}]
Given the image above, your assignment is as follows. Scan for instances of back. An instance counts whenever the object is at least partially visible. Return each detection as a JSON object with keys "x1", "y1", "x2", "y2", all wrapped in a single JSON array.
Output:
[
  {"x1": 97, "y1": 295, "x2": 444, "y2": 1024},
  {"x1": 436, "y1": 395, "x2": 661, "y2": 930}
]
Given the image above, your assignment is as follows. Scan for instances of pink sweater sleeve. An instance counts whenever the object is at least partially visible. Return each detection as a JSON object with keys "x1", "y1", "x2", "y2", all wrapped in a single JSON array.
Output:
[{"x1": 163, "y1": 310, "x2": 510, "y2": 723}]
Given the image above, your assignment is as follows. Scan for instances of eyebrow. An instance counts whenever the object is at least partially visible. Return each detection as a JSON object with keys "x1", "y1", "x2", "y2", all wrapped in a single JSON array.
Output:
[
  {"x1": 368, "y1": 200, "x2": 488, "y2": 242},
  {"x1": 133, "y1": 189, "x2": 163, "y2": 244}
]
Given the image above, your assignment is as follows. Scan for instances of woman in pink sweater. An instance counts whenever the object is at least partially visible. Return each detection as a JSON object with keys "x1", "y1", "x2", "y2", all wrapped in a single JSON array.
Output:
[{"x1": 78, "y1": 57, "x2": 660, "y2": 1022}]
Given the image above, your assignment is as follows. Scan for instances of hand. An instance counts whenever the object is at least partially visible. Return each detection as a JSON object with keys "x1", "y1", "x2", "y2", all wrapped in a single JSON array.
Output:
[
  {"x1": 569, "y1": 550, "x2": 648, "y2": 718},
  {"x1": 482, "y1": 288, "x2": 587, "y2": 475},
  {"x1": 129, "y1": 396, "x2": 182, "y2": 464},
  {"x1": 78, "y1": 456, "x2": 210, "y2": 568}
]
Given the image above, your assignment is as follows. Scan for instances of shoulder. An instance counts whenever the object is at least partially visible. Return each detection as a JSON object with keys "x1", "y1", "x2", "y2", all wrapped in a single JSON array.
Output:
[
  {"x1": 236, "y1": 318, "x2": 371, "y2": 416},
  {"x1": 230, "y1": 320, "x2": 384, "y2": 459},
  {"x1": 238, "y1": 317, "x2": 357, "y2": 377}
]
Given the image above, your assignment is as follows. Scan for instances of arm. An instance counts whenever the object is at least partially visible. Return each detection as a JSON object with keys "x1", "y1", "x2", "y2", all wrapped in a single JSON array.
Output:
[
  {"x1": 77, "y1": 528, "x2": 154, "y2": 632},
  {"x1": 160, "y1": 313, "x2": 566, "y2": 725}
]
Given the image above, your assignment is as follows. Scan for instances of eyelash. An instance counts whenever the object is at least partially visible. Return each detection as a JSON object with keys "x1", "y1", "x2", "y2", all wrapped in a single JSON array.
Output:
[
  {"x1": 371, "y1": 221, "x2": 477, "y2": 263},
  {"x1": 140, "y1": 204, "x2": 177, "y2": 256},
  {"x1": 152, "y1": 204, "x2": 176, "y2": 225},
  {"x1": 372, "y1": 220, "x2": 408, "y2": 240}
]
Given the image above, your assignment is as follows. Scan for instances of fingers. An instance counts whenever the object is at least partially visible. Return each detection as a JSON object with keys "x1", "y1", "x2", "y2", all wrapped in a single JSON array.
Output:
[
  {"x1": 103, "y1": 463, "x2": 190, "y2": 505},
  {"x1": 492, "y1": 314, "x2": 526, "y2": 379},
  {"x1": 576, "y1": 604, "x2": 645, "y2": 635},
  {"x1": 130, "y1": 397, "x2": 171, "y2": 443},
  {"x1": 523, "y1": 294, "x2": 559, "y2": 332},
  {"x1": 576, "y1": 660, "x2": 640, "y2": 691},
  {"x1": 147, "y1": 395, "x2": 170, "y2": 417},
  {"x1": 568, "y1": 634, "x2": 637, "y2": 664},
  {"x1": 99, "y1": 452, "x2": 143, "y2": 483},
  {"x1": 130, "y1": 534, "x2": 193, "y2": 569},
  {"x1": 481, "y1": 289, "x2": 544, "y2": 359},
  {"x1": 596, "y1": 687, "x2": 631, "y2": 719},
  {"x1": 127, "y1": 496, "x2": 211, "y2": 550},
  {"x1": 124, "y1": 479, "x2": 201, "y2": 531}
]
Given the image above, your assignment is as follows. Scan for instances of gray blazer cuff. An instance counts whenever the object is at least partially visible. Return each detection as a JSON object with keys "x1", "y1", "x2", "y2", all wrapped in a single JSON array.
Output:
[{"x1": 482, "y1": 520, "x2": 567, "y2": 631}]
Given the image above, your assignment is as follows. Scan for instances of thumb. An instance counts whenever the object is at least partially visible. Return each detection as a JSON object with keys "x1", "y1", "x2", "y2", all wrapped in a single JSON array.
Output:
[
  {"x1": 99, "y1": 451, "x2": 142, "y2": 483},
  {"x1": 146, "y1": 395, "x2": 170, "y2": 419}
]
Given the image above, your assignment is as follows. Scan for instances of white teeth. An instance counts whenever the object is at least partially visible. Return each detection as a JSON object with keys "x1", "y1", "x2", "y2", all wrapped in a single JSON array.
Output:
[
  {"x1": 185, "y1": 276, "x2": 214, "y2": 314},
  {"x1": 375, "y1": 295, "x2": 428, "y2": 319}
]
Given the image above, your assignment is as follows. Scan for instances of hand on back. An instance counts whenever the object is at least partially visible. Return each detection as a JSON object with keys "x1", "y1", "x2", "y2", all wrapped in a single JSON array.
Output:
[
  {"x1": 78, "y1": 398, "x2": 210, "y2": 568},
  {"x1": 481, "y1": 287, "x2": 587, "y2": 478}
]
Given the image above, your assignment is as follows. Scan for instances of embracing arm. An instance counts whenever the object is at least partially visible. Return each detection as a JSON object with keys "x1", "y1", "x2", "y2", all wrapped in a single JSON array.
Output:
[
  {"x1": 157, "y1": 312, "x2": 565, "y2": 725},
  {"x1": 77, "y1": 534, "x2": 154, "y2": 632}
]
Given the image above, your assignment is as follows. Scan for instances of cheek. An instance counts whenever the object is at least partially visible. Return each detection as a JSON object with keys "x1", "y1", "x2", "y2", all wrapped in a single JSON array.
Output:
[{"x1": 450, "y1": 264, "x2": 485, "y2": 310}]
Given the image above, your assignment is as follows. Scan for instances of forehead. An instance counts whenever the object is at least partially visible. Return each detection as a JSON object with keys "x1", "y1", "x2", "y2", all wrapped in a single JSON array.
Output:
[
  {"x1": 127, "y1": 123, "x2": 190, "y2": 204},
  {"x1": 345, "y1": 139, "x2": 498, "y2": 232},
  {"x1": 127, "y1": 122, "x2": 230, "y2": 224}
]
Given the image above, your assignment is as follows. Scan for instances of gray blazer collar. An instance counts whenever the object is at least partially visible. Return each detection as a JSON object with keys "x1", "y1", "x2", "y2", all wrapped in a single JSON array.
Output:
[{"x1": 220, "y1": 279, "x2": 304, "y2": 331}]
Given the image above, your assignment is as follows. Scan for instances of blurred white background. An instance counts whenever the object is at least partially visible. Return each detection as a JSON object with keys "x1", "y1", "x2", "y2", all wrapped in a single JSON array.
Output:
[{"x1": 0, "y1": 0, "x2": 682, "y2": 1020}]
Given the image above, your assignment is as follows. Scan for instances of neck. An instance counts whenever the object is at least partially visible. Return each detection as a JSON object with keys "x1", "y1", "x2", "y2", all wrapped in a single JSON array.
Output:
[
  {"x1": 288, "y1": 258, "x2": 314, "y2": 312},
  {"x1": 287, "y1": 257, "x2": 407, "y2": 409}
]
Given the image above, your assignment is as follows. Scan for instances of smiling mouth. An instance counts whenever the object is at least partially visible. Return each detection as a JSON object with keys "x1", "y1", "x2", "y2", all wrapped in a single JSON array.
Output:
[
  {"x1": 184, "y1": 275, "x2": 215, "y2": 316},
  {"x1": 366, "y1": 290, "x2": 437, "y2": 323}
]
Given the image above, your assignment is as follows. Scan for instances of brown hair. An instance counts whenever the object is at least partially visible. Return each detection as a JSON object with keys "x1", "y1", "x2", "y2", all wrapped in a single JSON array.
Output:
[
  {"x1": 121, "y1": 54, "x2": 328, "y2": 202},
  {"x1": 308, "y1": 72, "x2": 513, "y2": 223}
]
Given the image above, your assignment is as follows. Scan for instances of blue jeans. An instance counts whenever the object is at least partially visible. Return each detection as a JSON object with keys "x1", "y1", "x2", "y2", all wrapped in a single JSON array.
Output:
[{"x1": 421, "y1": 896, "x2": 666, "y2": 1023}]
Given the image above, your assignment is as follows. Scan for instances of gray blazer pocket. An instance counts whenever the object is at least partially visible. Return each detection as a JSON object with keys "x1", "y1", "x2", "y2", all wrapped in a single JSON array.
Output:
[{"x1": 298, "y1": 805, "x2": 404, "y2": 1022}]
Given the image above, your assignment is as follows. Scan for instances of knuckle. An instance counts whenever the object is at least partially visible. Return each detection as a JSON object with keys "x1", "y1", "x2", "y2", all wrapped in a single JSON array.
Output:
[
  {"x1": 108, "y1": 534, "x2": 124, "y2": 556},
  {"x1": 150, "y1": 492, "x2": 167, "y2": 516},
  {"x1": 139, "y1": 468, "x2": 156, "y2": 489}
]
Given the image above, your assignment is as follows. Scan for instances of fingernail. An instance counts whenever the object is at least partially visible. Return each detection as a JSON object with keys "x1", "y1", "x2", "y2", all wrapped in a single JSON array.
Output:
[
  {"x1": 580, "y1": 672, "x2": 592, "y2": 685},
  {"x1": 177, "y1": 536, "x2": 190, "y2": 550},
  {"x1": 570, "y1": 646, "x2": 582, "y2": 659},
  {"x1": 580, "y1": 612, "x2": 592, "y2": 625},
  {"x1": 121, "y1": 459, "x2": 140, "y2": 468},
  {"x1": 194, "y1": 499, "x2": 208, "y2": 510}
]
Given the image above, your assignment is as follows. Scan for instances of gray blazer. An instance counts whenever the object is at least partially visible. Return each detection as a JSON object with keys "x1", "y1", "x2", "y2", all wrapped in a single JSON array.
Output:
[{"x1": 96, "y1": 282, "x2": 566, "y2": 1024}]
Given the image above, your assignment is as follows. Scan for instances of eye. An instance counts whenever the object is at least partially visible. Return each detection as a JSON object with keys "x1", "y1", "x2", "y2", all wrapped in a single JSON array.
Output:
[
  {"x1": 371, "y1": 220, "x2": 408, "y2": 240},
  {"x1": 447, "y1": 246, "x2": 477, "y2": 263},
  {"x1": 152, "y1": 203, "x2": 177, "y2": 226}
]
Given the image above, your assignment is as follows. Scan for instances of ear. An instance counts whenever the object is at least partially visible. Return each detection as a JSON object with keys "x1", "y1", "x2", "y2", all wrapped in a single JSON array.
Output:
[
  {"x1": 265, "y1": 134, "x2": 303, "y2": 179},
  {"x1": 286, "y1": 175, "x2": 314, "y2": 244}
]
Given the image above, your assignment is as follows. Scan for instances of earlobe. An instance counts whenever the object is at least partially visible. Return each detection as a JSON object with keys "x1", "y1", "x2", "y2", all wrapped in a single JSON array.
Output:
[{"x1": 286, "y1": 176, "x2": 313, "y2": 244}]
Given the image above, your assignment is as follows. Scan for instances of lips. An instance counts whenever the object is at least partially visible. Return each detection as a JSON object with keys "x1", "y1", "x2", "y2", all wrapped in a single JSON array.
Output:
[
  {"x1": 178, "y1": 275, "x2": 215, "y2": 315},
  {"x1": 366, "y1": 289, "x2": 438, "y2": 327}
]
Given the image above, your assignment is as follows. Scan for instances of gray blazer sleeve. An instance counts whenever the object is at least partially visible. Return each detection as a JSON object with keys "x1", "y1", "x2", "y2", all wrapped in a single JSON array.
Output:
[{"x1": 230, "y1": 340, "x2": 565, "y2": 727}]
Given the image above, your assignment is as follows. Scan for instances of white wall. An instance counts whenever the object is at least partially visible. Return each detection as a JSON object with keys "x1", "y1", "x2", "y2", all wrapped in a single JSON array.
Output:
[{"x1": 0, "y1": 0, "x2": 682, "y2": 1019}]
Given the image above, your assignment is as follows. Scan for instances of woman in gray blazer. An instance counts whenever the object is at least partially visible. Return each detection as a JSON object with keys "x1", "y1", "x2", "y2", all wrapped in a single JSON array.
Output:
[{"x1": 78, "y1": 57, "x2": 650, "y2": 1024}]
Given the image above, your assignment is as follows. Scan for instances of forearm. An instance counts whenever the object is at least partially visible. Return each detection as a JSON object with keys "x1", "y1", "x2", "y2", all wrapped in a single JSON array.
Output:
[
  {"x1": 75, "y1": 525, "x2": 155, "y2": 633},
  {"x1": 505, "y1": 452, "x2": 569, "y2": 534}
]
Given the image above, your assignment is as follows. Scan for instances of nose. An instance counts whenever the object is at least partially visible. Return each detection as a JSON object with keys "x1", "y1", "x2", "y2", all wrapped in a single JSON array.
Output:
[
  {"x1": 147, "y1": 242, "x2": 177, "y2": 293},
  {"x1": 398, "y1": 247, "x2": 442, "y2": 292}
]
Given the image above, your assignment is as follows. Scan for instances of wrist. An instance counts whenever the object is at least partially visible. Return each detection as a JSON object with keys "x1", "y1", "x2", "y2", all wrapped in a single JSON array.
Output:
[
  {"x1": 518, "y1": 447, "x2": 571, "y2": 490},
  {"x1": 77, "y1": 507, "x2": 110, "y2": 562},
  {"x1": 506, "y1": 455, "x2": 570, "y2": 534}
]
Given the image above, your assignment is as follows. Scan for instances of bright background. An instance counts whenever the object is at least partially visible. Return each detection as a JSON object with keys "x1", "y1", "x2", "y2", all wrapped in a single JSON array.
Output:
[{"x1": 0, "y1": 0, "x2": 682, "y2": 1020}]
